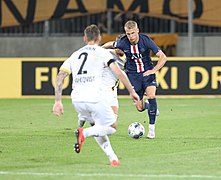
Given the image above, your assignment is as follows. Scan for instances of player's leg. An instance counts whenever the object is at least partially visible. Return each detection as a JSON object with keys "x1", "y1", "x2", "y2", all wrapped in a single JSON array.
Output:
[
  {"x1": 93, "y1": 90, "x2": 119, "y2": 165},
  {"x1": 134, "y1": 97, "x2": 159, "y2": 116},
  {"x1": 145, "y1": 86, "x2": 157, "y2": 139},
  {"x1": 142, "y1": 73, "x2": 158, "y2": 139},
  {"x1": 78, "y1": 113, "x2": 95, "y2": 128},
  {"x1": 94, "y1": 135, "x2": 120, "y2": 165},
  {"x1": 76, "y1": 91, "x2": 120, "y2": 165},
  {"x1": 127, "y1": 74, "x2": 159, "y2": 116},
  {"x1": 78, "y1": 112, "x2": 95, "y2": 128},
  {"x1": 87, "y1": 102, "x2": 119, "y2": 165},
  {"x1": 73, "y1": 101, "x2": 117, "y2": 152},
  {"x1": 81, "y1": 95, "x2": 118, "y2": 136},
  {"x1": 73, "y1": 102, "x2": 90, "y2": 153},
  {"x1": 144, "y1": 99, "x2": 160, "y2": 116},
  {"x1": 77, "y1": 114, "x2": 119, "y2": 165},
  {"x1": 127, "y1": 72, "x2": 145, "y2": 112},
  {"x1": 78, "y1": 120, "x2": 119, "y2": 165},
  {"x1": 134, "y1": 99, "x2": 145, "y2": 112}
]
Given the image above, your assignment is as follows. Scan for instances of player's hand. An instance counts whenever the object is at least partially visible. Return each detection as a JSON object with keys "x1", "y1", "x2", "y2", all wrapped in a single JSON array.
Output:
[
  {"x1": 143, "y1": 69, "x2": 156, "y2": 77},
  {"x1": 52, "y1": 101, "x2": 64, "y2": 116},
  {"x1": 130, "y1": 92, "x2": 140, "y2": 105}
]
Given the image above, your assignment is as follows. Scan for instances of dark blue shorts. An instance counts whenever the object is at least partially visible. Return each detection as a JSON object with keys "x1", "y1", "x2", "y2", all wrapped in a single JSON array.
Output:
[{"x1": 127, "y1": 72, "x2": 157, "y2": 100}]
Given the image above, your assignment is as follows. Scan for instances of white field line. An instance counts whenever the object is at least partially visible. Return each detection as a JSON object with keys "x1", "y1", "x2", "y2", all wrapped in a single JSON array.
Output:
[{"x1": 0, "y1": 171, "x2": 221, "y2": 179}]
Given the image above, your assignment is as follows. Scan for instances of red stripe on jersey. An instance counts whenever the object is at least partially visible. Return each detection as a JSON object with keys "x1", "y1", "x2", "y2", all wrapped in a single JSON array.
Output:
[{"x1": 132, "y1": 44, "x2": 143, "y2": 72}]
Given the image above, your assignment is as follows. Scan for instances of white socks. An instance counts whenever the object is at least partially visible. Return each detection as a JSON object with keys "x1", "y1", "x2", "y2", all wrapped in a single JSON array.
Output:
[
  {"x1": 80, "y1": 125, "x2": 118, "y2": 162},
  {"x1": 149, "y1": 124, "x2": 155, "y2": 132},
  {"x1": 94, "y1": 135, "x2": 118, "y2": 161},
  {"x1": 81, "y1": 125, "x2": 118, "y2": 162}
]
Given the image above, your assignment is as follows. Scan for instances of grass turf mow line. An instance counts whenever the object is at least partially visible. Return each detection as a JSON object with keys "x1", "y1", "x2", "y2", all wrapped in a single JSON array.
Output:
[{"x1": 1, "y1": 171, "x2": 221, "y2": 179}]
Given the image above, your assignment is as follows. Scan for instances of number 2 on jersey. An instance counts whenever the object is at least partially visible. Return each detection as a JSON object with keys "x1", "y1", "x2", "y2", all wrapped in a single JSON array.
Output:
[{"x1": 77, "y1": 52, "x2": 88, "y2": 74}]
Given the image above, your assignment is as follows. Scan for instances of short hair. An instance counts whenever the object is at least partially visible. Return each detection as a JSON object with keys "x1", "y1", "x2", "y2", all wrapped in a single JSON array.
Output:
[
  {"x1": 124, "y1": 20, "x2": 138, "y2": 29},
  {"x1": 84, "y1": 24, "x2": 100, "y2": 41}
]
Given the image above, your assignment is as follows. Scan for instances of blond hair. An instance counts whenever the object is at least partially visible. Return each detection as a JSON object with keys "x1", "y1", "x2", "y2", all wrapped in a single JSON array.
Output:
[{"x1": 124, "y1": 20, "x2": 138, "y2": 29}]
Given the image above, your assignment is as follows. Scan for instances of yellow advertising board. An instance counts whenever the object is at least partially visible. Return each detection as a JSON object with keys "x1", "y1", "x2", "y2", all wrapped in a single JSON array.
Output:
[{"x1": 0, "y1": 57, "x2": 220, "y2": 98}]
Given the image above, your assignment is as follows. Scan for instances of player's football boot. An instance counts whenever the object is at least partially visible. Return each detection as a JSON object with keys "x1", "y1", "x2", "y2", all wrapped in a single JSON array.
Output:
[
  {"x1": 111, "y1": 160, "x2": 120, "y2": 166},
  {"x1": 74, "y1": 128, "x2": 85, "y2": 153},
  {"x1": 147, "y1": 132, "x2": 155, "y2": 139}
]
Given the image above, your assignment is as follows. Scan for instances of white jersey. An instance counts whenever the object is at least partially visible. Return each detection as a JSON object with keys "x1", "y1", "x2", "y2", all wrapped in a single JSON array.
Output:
[
  {"x1": 102, "y1": 49, "x2": 126, "y2": 91},
  {"x1": 60, "y1": 44, "x2": 113, "y2": 103},
  {"x1": 101, "y1": 49, "x2": 126, "y2": 107}
]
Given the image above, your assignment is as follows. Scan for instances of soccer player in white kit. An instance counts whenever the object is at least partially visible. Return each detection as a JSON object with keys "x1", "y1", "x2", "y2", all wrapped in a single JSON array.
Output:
[
  {"x1": 52, "y1": 24, "x2": 139, "y2": 166},
  {"x1": 77, "y1": 49, "x2": 126, "y2": 165},
  {"x1": 78, "y1": 49, "x2": 126, "y2": 127}
]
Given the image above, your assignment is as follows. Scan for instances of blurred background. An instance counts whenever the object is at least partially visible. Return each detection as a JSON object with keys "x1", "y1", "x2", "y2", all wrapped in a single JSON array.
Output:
[
  {"x1": 0, "y1": 0, "x2": 220, "y2": 98},
  {"x1": 1, "y1": 0, "x2": 221, "y2": 57}
]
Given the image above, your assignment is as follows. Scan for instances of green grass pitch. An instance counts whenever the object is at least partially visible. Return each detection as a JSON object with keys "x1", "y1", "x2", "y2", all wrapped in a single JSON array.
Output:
[{"x1": 0, "y1": 98, "x2": 221, "y2": 180}]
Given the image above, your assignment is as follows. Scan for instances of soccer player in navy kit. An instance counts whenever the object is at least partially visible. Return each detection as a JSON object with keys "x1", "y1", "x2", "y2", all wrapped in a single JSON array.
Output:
[{"x1": 103, "y1": 21, "x2": 167, "y2": 138}]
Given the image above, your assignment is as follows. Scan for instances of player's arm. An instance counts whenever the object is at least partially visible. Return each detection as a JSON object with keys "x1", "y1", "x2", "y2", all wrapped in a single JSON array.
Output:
[
  {"x1": 109, "y1": 61, "x2": 139, "y2": 103},
  {"x1": 154, "y1": 50, "x2": 167, "y2": 72},
  {"x1": 143, "y1": 50, "x2": 167, "y2": 76},
  {"x1": 55, "y1": 70, "x2": 69, "y2": 101},
  {"x1": 52, "y1": 70, "x2": 69, "y2": 116},
  {"x1": 102, "y1": 41, "x2": 115, "y2": 49}
]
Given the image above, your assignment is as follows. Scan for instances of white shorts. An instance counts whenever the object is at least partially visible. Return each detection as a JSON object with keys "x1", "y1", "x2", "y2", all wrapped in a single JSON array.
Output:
[
  {"x1": 103, "y1": 88, "x2": 119, "y2": 107},
  {"x1": 72, "y1": 99, "x2": 116, "y2": 127}
]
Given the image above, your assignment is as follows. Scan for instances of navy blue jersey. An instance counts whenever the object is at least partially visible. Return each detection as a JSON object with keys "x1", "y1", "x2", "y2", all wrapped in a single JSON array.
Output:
[{"x1": 113, "y1": 34, "x2": 160, "y2": 73}]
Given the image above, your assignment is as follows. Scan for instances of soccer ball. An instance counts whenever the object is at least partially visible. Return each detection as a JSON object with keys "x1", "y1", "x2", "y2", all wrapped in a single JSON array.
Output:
[{"x1": 128, "y1": 122, "x2": 145, "y2": 139}]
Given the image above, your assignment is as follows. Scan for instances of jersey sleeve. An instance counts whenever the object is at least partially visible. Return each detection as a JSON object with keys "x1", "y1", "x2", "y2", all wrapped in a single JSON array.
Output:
[
  {"x1": 60, "y1": 57, "x2": 72, "y2": 74},
  {"x1": 100, "y1": 48, "x2": 115, "y2": 67},
  {"x1": 113, "y1": 39, "x2": 122, "y2": 49},
  {"x1": 145, "y1": 35, "x2": 161, "y2": 55}
]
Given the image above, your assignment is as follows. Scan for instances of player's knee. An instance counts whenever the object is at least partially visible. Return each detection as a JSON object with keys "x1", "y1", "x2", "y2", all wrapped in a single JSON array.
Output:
[
  {"x1": 135, "y1": 102, "x2": 145, "y2": 112},
  {"x1": 111, "y1": 121, "x2": 118, "y2": 129}
]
